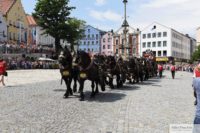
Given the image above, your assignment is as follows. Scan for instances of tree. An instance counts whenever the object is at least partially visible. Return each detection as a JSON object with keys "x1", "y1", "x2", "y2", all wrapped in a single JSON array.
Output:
[
  {"x1": 33, "y1": 0, "x2": 84, "y2": 56},
  {"x1": 192, "y1": 45, "x2": 200, "y2": 62},
  {"x1": 65, "y1": 18, "x2": 85, "y2": 51}
]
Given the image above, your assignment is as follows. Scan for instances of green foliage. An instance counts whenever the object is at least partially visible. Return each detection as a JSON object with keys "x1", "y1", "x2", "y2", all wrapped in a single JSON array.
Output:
[
  {"x1": 33, "y1": 0, "x2": 85, "y2": 54},
  {"x1": 192, "y1": 45, "x2": 200, "y2": 61},
  {"x1": 65, "y1": 18, "x2": 85, "y2": 51}
]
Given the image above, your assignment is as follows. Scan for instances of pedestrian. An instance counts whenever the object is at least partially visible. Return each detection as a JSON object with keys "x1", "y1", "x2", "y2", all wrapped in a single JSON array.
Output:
[
  {"x1": 0, "y1": 57, "x2": 7, "y2": 86},
  {"x1": 193, "y1": 64, "x2": 200, "y2": 132},
  {"x1": 158, "y1": 64, "x2": 163, "y2": 78},
  {"x1": 170, "y1": 64, "x2": 176, "y2": 79}
]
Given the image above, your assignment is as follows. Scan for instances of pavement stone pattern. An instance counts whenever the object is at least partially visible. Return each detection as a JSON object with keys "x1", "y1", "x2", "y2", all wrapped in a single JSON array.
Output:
[{"x1": 0, "y1": 70, "x2": 195, "y2": 133}]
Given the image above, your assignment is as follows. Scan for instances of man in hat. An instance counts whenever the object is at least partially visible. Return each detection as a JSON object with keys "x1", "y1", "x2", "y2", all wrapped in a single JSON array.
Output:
[{"x1": 0, "y1": 57, "x2": 7, "y2": 86}]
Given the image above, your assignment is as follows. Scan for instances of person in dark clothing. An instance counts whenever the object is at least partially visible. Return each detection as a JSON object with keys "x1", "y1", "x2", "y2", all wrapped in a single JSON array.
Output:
[{"x1": 170, "y1": 64, "x2": 176, "y2": 79}]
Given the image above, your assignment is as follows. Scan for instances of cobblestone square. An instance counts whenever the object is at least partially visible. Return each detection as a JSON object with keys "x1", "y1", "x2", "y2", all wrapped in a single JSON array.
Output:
[{"x1": 0, "y1": 70, "x2": 195, "y2": 133}]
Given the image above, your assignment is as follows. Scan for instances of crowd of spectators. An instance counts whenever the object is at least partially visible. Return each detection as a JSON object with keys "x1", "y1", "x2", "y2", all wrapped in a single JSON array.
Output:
[
  {"x1": 163, "y1": 63, "x2": 196, "y2": 73},
  {"x1": 5, "y1": 57, "x2": 59, "y2": 70},
  {"x1": 0, "y1": 43, "x2": 54, "y2": 54}
]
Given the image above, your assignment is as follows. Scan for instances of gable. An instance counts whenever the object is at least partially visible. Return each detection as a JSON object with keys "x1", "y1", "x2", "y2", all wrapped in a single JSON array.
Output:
[
  {"x1": 142, "y1": 22, "x2": 170, "y2": 33},
  {"x1": 0, "y1": 0, "x2": 16, "y2": 15}
]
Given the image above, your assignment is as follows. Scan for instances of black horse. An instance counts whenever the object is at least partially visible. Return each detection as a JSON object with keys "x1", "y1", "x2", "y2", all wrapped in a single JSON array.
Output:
[
  {"x1": 75, "y1": 51, "x2": 105, "y2": 101},
  {"x1": 58, "y1": 47, "x2": 78, "y2": 98},
  {"x1": 104, "y1": 55, "x2": 123, "y2": 89},
  {"x1": 128, "y1": 57, "x2": 140, "y2": 83}
]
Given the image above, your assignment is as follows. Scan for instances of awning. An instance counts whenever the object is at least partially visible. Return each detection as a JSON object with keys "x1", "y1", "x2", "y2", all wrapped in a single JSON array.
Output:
[{"x1": 37, "y1": 57, "x2": 56, "y2": 62}]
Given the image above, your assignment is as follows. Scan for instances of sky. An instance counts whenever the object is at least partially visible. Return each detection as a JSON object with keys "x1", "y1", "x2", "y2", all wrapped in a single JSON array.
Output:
[{"x1": 22, "y1": 0, "x2": 200, "y2": 38}]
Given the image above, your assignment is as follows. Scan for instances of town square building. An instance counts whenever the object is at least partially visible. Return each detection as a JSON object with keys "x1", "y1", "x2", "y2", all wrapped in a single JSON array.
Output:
[
  {"x1": 113, "y1": 26, "x2": 140, "y2": 58},
  {"x1": 101, "y1": 31, "x2": 114, "y2": 55},
  {"x1": 0, "y1": 0, "x2": 29, "y2": 45},
  {"x1": 0, "y1": 11, "x2": 7, "y2": 42},
  {"x1": 140, "y1": 22, "x2": 196, "y2": 62},
  {"x1": 197, "y1": 27, "x2": 200, "y2": 46},
  {"x1": 78, "y1": 25, "x2": 105, "y2": 54}
]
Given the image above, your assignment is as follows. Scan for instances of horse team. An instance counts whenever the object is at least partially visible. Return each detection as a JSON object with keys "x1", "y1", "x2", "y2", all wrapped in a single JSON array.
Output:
[{"x1": 58, "y1": 47, "x2": 158, "y2": 101}]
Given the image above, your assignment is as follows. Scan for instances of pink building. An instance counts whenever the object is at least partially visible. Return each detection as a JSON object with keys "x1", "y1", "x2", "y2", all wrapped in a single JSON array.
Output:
[{"x1": 101, "y1": 31, "x2": 113, "y2": 55}]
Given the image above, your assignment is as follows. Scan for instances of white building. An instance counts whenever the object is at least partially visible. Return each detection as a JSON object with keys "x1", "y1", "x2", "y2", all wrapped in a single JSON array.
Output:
[
  {"x1": 140, "y1": 22, "x2": 196, "y2": 62},
  {"x1": 197, "y1": 27, "x2": 200, "y2": 46},
  {"x1": 0, "y1": 12, "x2": 7, "y2": 42},
  {"x1": 36, "y1": 27, "x2": 70, "y2": 50},
  {"x1": 36, "y1": 26, "x2": 55, "y2": 48}
]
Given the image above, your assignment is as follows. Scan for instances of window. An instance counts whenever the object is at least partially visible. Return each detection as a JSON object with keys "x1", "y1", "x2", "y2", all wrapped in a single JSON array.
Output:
[
  {"x1": 163, "y1": 32, "x2": 167, "y2": 37},
  {"x1": 96, "y1": 34, "x2": 98, "y2": 39},
  {"x1": 88, "y1": 34, "x2": 90, "y2": 39},
  {"x1": 96, "y1": 41, "x2": 98, "y2": 44},
  {"x1": 92, "y1": 41, "x2": 94, "y2": 45},
  {"x1": 122, "y1": 39, "x2": 124, "y2": 45},
  {"x1": 92, "y1": 34, "x2": 94, "y2": 39},
  {"x1": 158, "y1": 41, "x2": 161, "y2": 47},
  {"x1": 152, "y1": 42, "x2": 156, "y2": 47},
  {"x1": 152, "y1": 33, "x2": 156, "y2": 38},
  {"x1": 143, "y1": 34, "x2": 146, "y2": 39},
  {"x1": 88, "y1": 29, "x2": 90, "y2": 33},
  {"x1": 88, "y1": 41, "x2": 90, "y2": 45},
  {"x1": 92, "y1": 49, "x2": 94, "y2": 52},
  {"x1": 103, "y1": 45, "x2": 105, "y2": 49},
  {"x1": 153, "y1": 51, "x2": 156, "y2": 56},
  {"x1": 88, "y1": 48, "x2": 90, "y2": 52},
  {"x1": 158, "y1": 32, "x2": 161, "y2": 37},
  {"x1": 13, "y1": 33, "x2": 15, "y2": 40},
  {"x1": 142, "y1": 42, "x2": 146, "y2": 48},
  {"x1": 147, "y1": 33, "x2": 151, "y2": 38},
  {"x1": 84, "y1": 41, "x2": 86, "y2": 45},
  {"x1": 163, "y1": 51, "x2": 167, "y2": 56},
  {"x1": 108, "y1": 45, "x2": 111, "y2": 49},
  {"x1": 147, "y1": 42, "x2": 151, "y2": 48},
  {"x1": 158, "y1": 51, "x2": 161, "y2": 56},
  {"x1": 116, "y1": 49, "x2": 118, "y2": 54},
  {"x1": 116, "y1": 40, "x2": 119, "y2": 45},
  {"x1": 103, "y1": 38, "x2": 106, "y2": 42},
  {"x1": 108, "y1": 38, "x2": 111, "y2": 42},
  {"x1": 163, "y1": 41, "x2": 167, "y2": 47}
]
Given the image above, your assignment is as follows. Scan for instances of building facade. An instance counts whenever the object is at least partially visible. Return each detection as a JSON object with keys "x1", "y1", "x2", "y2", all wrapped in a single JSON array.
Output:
[
  {"x1": 197, "y1": 27, "x2": 200, "y2": 46},
  {"x1": 101, "y1": 31, "x2": 114, "y2": 55},
  {"x1": 78, "y1": 25, "x2": 105, "y2": 54},
  {"x1": 36, "y1": 26, "x2": 55, "y2": 48},
  {"x1": 0, "y1": 0, "x2": 29, "y2": 45},
  {"x1": 0, "y1": 12, "x2": 7, "y2": 42},
  {"x1": 26, "y1": 15, "x2": 36, "y2": 46},
  {"x1": 113, "y1": 26, "x2": 140, "y2": 58},
  {"x1": 140, "y1": 22, "x2": 196, "y2": 62}
]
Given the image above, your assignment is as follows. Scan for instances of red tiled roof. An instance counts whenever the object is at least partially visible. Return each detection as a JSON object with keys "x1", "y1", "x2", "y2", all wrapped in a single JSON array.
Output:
[
  {"x1": 0, "y1": 0, "x2": 16, "y2": 15},
  {"x1": 26, "y1": 15, "x2": 37, "y2": 26}
]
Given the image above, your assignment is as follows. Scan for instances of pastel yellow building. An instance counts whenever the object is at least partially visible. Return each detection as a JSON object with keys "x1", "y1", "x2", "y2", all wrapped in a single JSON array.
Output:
[{"x1": 0, "y1": 0, "x2": 29, "y2": 45}]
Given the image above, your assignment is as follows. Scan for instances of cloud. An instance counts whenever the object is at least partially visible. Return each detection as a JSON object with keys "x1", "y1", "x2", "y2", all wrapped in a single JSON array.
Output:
[
  {"x1": 89, "y1": 10, "x2": 122, "y2": 22},
  {"x1": 95, "y1": 0, "x2": 106, "y2": 6},
  {"x1": 127, "y1": 0, "x2": 200, "y2": 37},
  {"x1": 142, "y1": 0, "x2": 190, "y2": 8}
]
